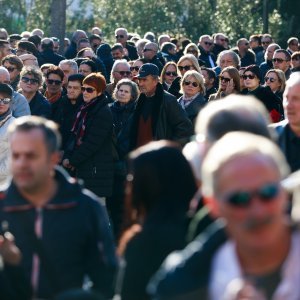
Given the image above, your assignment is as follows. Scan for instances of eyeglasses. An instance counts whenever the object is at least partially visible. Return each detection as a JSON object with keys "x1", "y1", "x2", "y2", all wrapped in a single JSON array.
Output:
[
  {"x1": 143, "y1": 48, "x2": 153, "y2": 52},
  {"x1": 165, "y1": 71, "x2": 177, "y2": 76},
  {"x1": 81, "y1": 87, "x2": 96, "y2": 93},
  {"x1": 262, "y1": 41, "x2": 271, "y2": 45},
  {"x1": 219, "y1": 76, "x2": 231, "y2": 83},
  {"x1": 244, "y1": 43, "x2": 249, "y2": 46},
  {"x1": 5, "y1": 66, "x2": 16, "y2": 72},
  {"x1": 242, "y1": 74, "x2": 256, "y2": 80},
  {"x1": 218, "y1": 38, "x2": 226, "y2": 42},
  {"x1": 115, "y1": 71, "x2": 131, "y2": 76},
  {"x1": 187, "y1": 50, "x2": 197, "y2": 54},
  {"x1": 272, "y1": 58, "x2": 286, "y2": 64},
  {"x1": 47, "y1": 79, "x2": 62, "y2": 85},
  {"x1": 264, "y1": 76, "x2": 276, "y2": 83},
  {"x1": 221, "y1": 183, "x2": 280, "y2": 208},
  {"x1": 115, "y1": 35, "x2": 124, "y2": 39},
  {"x1": 0, "y1": 98, "x2": 11, "y2": 104},
  {"x1": 130, "y1": 66, "x2": 140, "y2": 72},
  {"x1": 183, "y1": 80, "x2": 199, "y2": 87},
  {"x1": 204, "y1": 42, "x2": 213, "y2": 46},
  {"x1": 21, "y1": 76, "x2": 39, "y2": 84},
  {"x1": 178, "y1": 65, "x2": 192, "y2": 71}
]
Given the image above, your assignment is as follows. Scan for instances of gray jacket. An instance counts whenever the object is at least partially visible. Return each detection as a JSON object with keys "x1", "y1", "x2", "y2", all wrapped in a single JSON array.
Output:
[{"x1": 11, "y1": 91, "x2": 31, "y2": 117}]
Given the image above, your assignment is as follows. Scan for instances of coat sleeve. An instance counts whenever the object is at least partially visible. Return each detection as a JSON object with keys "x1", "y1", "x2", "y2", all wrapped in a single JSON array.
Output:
[
  {"x1": 11, "y1": 93, "x2": 31, "y2": 118},
  {"x1": 84, "y1": 195, "x2": 118, "y2": 298},
  {"x1": 69, "y1": 106, "x2": 113, "y2": 167}
]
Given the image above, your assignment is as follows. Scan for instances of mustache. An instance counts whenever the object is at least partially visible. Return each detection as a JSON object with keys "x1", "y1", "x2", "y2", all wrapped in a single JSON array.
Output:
[{"x1": 242, "y1": 215, "x2": 274, "y2": 230}]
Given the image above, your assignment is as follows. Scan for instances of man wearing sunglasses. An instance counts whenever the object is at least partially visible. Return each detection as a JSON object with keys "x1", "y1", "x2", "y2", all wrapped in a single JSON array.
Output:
[
  {"x1": 114, "y1": 27, "x2": 138, "y2": 60},
  {"x1": 198, "y1": 35, "x2": 216, "y2": 68},
  {"x1": 149, "y1": 132, "x2": 300, "y2": 300},
  {"x1": 272, "y1": 49, "x2": 292, "y2": 80},
  {"x1": 234, "y1": 38, "x2": 256, "y2": 67}
]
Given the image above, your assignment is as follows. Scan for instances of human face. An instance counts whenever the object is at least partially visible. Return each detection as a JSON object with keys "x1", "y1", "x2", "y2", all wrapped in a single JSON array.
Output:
[
  {"x1": 0, "y1": 92, "x2": 11, "y2": 115},
  {"x1": 46, "y1": 73, "x2": 63, "y2": 95},
  {"x1": 219, "y1": 71, "x2": 232, "y2": 91},
  {"x1": 67, "y1": 80, "x2": 82, "y2": 100},
  {"x1": 264, "y1": 72, "x2": 281, "y2": 93},
  {"x1": 130, "y1": 60, "x2": 144, "y2": 77},
  {"x1": 266, "y1": 45, "x2": 277, "y2": 61},
  {"x1": 0, "y1": 44, "x2": 12, "y2": 59},
  {"x1": 20, "y1": 74, "x2": 39, "y2": 94},
  {"x1": 213, "y1": 154, "x2": 287, "y2": 252},
  {"x1": 272, "y1": 52, "x2": 290, "y2": 72},
  {"x1": 164, "y1": 64, "x2": 177, "y2": 85},
  {"x1": 215, "y1": 35, "x2": 227, "y2": 47},
  {"x1": 3, "y1": 62, "x2": 20, "y2": 82},
  {"x1": 113, "y1": 64, "x2": 131, "y2": 83},
  {"x1": 60, "y1": 63, "x2": 76, "y2": 86},
  {"x1": 182, "y1": 75, "x2": 200, "y2": 98},
  {"x1": 178, "y1": 59, "x2": 195, "y2": 76},
  {"x1": 219, "y1": 54, "x2": 235, "y2": 69},
  {"x1": 283, "y1": 83, "x2": 300, "y2": 133},
  {"x1": 0, "y1": 72, "x2": 10, "y2": 84},
  {"x1": 243, "y1": 71, "x2": 259, "y2": 91},
  {"x1": 82, "y1": 49, "x2": 95, "y2": 59},
  {"x1": 200, "y1": 37, "x2": 213, "y2": 52},
  {"x1": 239, "y1": 69, "x2": 246, "y2": 90},
  {"x1": 261, "y1": 37, "x2": 272, "y2": 50},
  {"x1": 81, "y1": 84, "x2": 99, "y2": 103},
  {"x1": 115, "y1": 30, "x2": 127, "y2": 46},
  {"x1": 77, "y1": 41, "x2": 90, "y2": 52},
  {"x1": 79, "y1": 64, "x2": 92, "y2": 77},
  {"x1": 291, "y1": 55, "x2": 300, "y2": 69},
  {"x1": 91, "y1": 39, "x2": 101, "y2": 53},
  {"x1": 143, "y1": 46, "x2": 156, "y2": 60},
  {"x1": 239, "y1": 39, "x2": 250, "y2": 52},
  {"x1": 112, "y1": 49, "x2": 123, "y2": 60},
  {"x1": 116, "y1": 84, "x2": 132, "y2": 104},
  {"x1": 138, "y1": 75, "x2": 158, "y2": 96},
  {"x1": 10, "y1": 129, "x2": 58, "y2": 193}
]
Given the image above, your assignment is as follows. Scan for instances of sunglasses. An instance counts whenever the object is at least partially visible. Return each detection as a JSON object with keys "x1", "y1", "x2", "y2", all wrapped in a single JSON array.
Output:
[
  {"x1": 264, "y1": 76, "x2": 276, "y2": 83},
  {"x1": 21, "y1": 76, "x2": 39, "y2": 84},
  {"x1": 130, "y1": 66, "x2": 140, "y2": 72},
  {"x1": 219, "y1": 76, "x2": 231, "y2": 83},
  {"x1": 292, "y1": 56, "x2": 300, "y2": 61},
  {"x1": 222, "y1": 183, "x2": 280, "y2": 208},
  {"x1": 187, "y1": 50, "x2": 197, "y2": 54},
  {"x1": 183, "y1": 80, "x2": 199, "y2": 87},
  {"x1": 178, "y1": 65, "x2": 192, "y2": 71},
  {"x1": 115, "y1": 35, "x2": 124, "y2": 39},
  {"x1": 5, "y1": 66, "x2": 16, "y2": 72},
  {"x1": 204, "y1": 41, "x2": 213, "y2": 46},
  {"x1": 116, "y1": 71, "x2": 131, "y2": 76},
  {"x1": 272, "y1": 58, "x2": 286, "y2": 64},
  {"x1": 262, "y1": 41, "x2": 271, "y2": 45},
  {"x1": 47, "y1": 79, "x2": 62, "y2": 85},
  {"x1": 143, "y1": 48, "x2": 153, "y2": 52},
  {"x1": 81, "y1": 87, "x2": 96, "y2": 93},
  {"x1": 165, "y1": 71, "x2": 177, "y2": 76},
  {"x1": 242, "y1": 74, "x2": 256, "y2": 80},
  {"x1": 0, "y1": 98, "x2": 11, "y2": 104}
]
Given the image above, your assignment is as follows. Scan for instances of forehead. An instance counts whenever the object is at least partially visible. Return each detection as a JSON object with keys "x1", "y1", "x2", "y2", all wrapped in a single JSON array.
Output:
[
  {"x1": 179, "y1": 59, "x2": 191, "y2": 65},
  {"x1": 285, "y1": 83, "x2": 300, "y2": 97},
  {"x1": 79, "y1": 64, "x2": 91, "y2": 70},
  {"x1": 60, "y1": 63, "x2": 72, "y2": 71},
  {"x1": 273, "y1": 52, "x2": 286, "y2": 59},
  {"x1": 115, "y1": 64, "x2": 130, "y2": 71},
  {"x1": 133, "y1": 60, "x2": 143, "y2": 67},
  {"x1": 119, "y1": 84, "x2": 131, "y2": 91},
  {"x1": 0, "y1": 92, "x2": 10, "y2": 98},
  {"x1": 216, "y1": 154, "x2": 280, "y2": 193},
  {"x1": 48, "y1": 73, "x2": 61, "y2": 80},
  {"x1": 116, "y1": 29, "x2": 126, "y2": 35},
  {"x1": 67, "y1": 80, "x2": 81, "y2": 87},
  {"x1": 0, "y1": 72, "x2": 10, "y2": 82},
  {"x1": 221, "y1": 54, "x2": 233, "y2": 61}
]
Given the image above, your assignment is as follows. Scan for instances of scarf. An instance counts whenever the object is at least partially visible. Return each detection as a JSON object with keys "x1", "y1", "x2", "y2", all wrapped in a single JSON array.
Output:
[
  {"x1": 71, "y1": 98, "x2": 98, "y2": 146},
  {"x1": 44, "y1": 90, "x2": 62, "y2": 104},
  {"x1": 0, "y1": 109, "x2": 12, "y2": 127}
]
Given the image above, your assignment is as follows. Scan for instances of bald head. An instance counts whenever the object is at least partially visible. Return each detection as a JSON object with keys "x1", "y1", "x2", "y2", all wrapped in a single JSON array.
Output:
[{"x1": 0, "y1": 66, "x2": 10, "y2": 83}]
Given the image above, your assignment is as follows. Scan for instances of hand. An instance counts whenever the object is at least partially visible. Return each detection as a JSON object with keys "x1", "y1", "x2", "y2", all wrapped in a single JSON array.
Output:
[
  {"x1": 0, "y1": 232, "x2": 22, "y2": 265},
  {"x1": 225, "y1": 78, "x2": 235, "y2": 95}
]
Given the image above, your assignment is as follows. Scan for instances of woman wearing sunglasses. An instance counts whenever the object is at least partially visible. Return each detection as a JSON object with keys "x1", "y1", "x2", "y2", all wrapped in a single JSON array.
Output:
[
  {"x1": 209, "y1": 66, "x2": 240, "y2": 101},
  {"x1": 242, "y1": 64, "x2": 283, "y2": 122},
  {"x1": 18, "y1": 66, "x2": 51, "y2": 118},
  {"x1": 178, "y1": 70, "x2": 206, "y2": 125},
  {"x1": 264, "y1": 69, "x2": 286, "y2": 101},
  {"x1": 130, "y1": 58, "x2": 146, "y2": 79},
  {"x1": 160, "y1": 61, "x2": 178, "y2": 91},
  {"x1": 63, "y1": 72, "x2": 114, "y2": 199},
  {"x1": 169, "y1": 54, "x2": 201, "y2": 99}
]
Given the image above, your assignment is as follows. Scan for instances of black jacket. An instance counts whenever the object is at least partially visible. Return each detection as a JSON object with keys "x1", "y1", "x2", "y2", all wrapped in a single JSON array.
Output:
[
  {"x1": 38, "y1": 49, "x2": 65, "y2": 66},
  {"x1": 126, "y1": 42, "x2": 138, "y2": 60},
  {"x1": 129, "y1": 83, "x2": 193, "y2": 151},
  {"x1": 29, "y1": 91, "x2": 52, "y2": 118},
  {"x1": 0, "y1": 168, "x2": 117, "y2": 299},
  {"x1": 66, "y1": 94, "x2": 114, "y2": 197}
]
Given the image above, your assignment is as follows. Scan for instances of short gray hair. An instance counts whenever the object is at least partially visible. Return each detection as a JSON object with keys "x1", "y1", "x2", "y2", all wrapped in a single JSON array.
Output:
[
  {"x1": 216, "y1": 50, "x2": 240, "y2": 68},
  {"x1": 112, "y1": 78, "x2": 140, "y2": 102},
  {"x1": 111, "y1": 59, "x2": 130, "y2": 83},
  {"x1": 59, "y1": 59, "x2": 78, "y2": 73}
]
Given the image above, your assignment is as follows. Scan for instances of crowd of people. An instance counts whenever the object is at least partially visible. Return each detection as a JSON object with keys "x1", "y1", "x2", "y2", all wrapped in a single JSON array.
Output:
[{"x1": 0, "y1": 25, "x2": 299, "y2": 299}]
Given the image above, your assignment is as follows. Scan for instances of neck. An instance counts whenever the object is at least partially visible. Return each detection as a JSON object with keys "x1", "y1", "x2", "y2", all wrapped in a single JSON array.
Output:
[
  {"x1": 236, "y1": 225, "x2": 290, "y2": 275},
  {"x1": 23, "y1": 91, "x2": 36, "y2": 101},
  {"x1": 19, "y1": 176, "x2": 58, "y2": 208},
  {"x1": 248, "y1": 85, "x2": 259, "y2": 92},
  {"x1": 289, "y1": 124, "x2": 300, "y2": 137}
]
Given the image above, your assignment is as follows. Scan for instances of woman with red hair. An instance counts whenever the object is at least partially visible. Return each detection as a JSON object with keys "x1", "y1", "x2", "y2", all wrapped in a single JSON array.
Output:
[{"x1": 63, "y1": 72, "x2": 114, "y2": 199}]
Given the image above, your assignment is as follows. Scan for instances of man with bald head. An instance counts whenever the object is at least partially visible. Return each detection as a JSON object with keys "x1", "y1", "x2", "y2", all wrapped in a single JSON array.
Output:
[
  {"x1": 115, "y1": 27, "x2": 138, "y2": 60},
  {"x1": 143, "y1": 42, "x2": 164, "y2": 73},
  {"x1": 0, "y1": 66, "x2": 30, "y2": 117},
  {"x1": 39, "y1": 38, "x2": 65, "y2": 66}
]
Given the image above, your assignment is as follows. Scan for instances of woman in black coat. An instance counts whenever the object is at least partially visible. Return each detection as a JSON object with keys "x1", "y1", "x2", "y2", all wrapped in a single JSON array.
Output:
[{"x1": 63, "y1": 72, "x2": 114, "y2": 198}]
